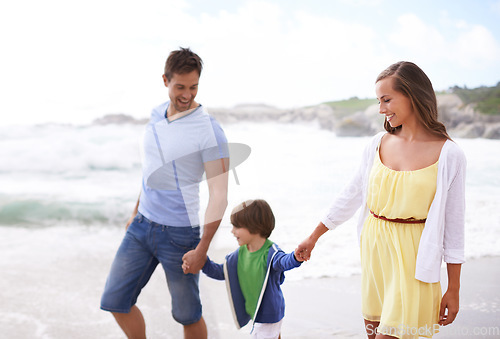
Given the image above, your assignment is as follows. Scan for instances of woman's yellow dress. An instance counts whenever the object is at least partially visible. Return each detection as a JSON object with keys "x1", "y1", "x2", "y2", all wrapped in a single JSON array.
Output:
[{"x1": 360, "y1": 148, "x2": 442, "y2": 339}]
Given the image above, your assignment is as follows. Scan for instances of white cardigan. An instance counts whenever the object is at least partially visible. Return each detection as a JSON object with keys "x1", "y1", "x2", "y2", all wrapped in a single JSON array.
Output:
[{"x1": 321, "y1": 132, "x2": 466, "y2": 283}]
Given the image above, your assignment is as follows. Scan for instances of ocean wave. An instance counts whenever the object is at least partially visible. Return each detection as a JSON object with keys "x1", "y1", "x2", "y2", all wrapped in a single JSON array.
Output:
[
  {"x1": 0, "y1": 197, "x2": 131, "y2": 227},
  {"x1": 0, "y1": 124, "x2": 143, "y2": 174},
  {"x1": 0, "y1": 122, "x2": 499, "y2": 264}
]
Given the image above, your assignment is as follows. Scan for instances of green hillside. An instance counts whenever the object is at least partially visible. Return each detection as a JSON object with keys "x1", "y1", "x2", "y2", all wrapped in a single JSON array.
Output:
[
  {"x1": 322, "y1": 97, "x2": 375, "y2": 117},
  {"x1": 451, "y1": 82, "x2": 500, "y2": 115},
  {"x1": 322, "y1": 82, "x2": 500, "y2": 116}
]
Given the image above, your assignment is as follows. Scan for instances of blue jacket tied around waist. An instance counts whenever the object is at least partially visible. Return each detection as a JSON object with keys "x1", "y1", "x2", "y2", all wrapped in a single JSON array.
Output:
[{"x1": 202, "y1": 243, "x2": 302, "y2": 329}]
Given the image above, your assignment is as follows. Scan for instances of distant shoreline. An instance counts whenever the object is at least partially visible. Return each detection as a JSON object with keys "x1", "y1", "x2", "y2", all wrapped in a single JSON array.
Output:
[{"x1": 91, "y1": 94, "x2": 500, "y2": 139}]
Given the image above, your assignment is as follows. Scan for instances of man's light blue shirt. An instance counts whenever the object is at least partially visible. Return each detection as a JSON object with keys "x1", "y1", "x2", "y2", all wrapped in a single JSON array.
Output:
[{"x1": 138, "y1": 101, "x2": 228, "y2": 226}]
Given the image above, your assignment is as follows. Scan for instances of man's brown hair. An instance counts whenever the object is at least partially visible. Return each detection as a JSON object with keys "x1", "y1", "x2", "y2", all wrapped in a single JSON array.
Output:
[
  {"x1": 230, "y1": 199, "x2": 275, "y2": 238},
  {"x1": 164, "y1": 47, "x2": 203, "y2": 81}
]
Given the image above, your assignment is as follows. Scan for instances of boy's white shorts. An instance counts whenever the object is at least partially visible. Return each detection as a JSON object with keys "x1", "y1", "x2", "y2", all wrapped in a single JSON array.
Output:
[{"x1": 251, "y1": 319, "x2": 283, "y2": 339}]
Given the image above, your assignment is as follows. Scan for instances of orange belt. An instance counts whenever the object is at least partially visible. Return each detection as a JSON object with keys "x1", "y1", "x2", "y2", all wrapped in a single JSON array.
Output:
[{"x1": 370, "y1": 210, "x2": 426, "y2": 224}]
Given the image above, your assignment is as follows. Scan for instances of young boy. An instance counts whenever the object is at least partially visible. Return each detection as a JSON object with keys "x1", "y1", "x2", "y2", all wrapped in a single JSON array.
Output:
[{"x1": 193, "y1": 199, "x2": 304, "y2": 338}]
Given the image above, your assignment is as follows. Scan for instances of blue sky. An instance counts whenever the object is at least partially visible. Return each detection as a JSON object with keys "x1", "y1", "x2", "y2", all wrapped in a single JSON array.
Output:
[{"x1": 1, "y1": 0, "x2": 499, "y2": 125}]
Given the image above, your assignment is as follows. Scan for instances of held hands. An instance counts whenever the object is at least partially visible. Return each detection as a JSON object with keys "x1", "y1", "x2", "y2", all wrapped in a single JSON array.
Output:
[
  {"x1": 182, "y1": 248, "x2": 206, "y2": 274},
  {"x1": 295, "y1": 222, "x2": 328, "y2": 261},
  {"x1": 293, "y1": 251, "x2": 306, "y2": 262},
  {"x1": 295, "y1": 237, "x2": 317, "y2": 261}
]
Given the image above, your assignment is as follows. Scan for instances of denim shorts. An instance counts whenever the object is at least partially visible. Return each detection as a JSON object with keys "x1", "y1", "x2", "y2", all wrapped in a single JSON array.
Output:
[{"x1": 100, "y1": 213, "x2": 202, "y2": 325}]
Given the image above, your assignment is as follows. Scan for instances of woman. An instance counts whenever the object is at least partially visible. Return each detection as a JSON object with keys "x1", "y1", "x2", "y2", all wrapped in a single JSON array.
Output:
[{"x1": 296, "y1": 61, "x2": 466, "y2": 339}]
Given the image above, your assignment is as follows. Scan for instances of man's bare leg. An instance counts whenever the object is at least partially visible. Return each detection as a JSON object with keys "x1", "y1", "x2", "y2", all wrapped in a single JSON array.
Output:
[
  {"x1": 112, "y1": 305, "x2": 146, "y2": 339},
  {"x1": 184, "y1": 316, "x2": 207, "y2": 339}
]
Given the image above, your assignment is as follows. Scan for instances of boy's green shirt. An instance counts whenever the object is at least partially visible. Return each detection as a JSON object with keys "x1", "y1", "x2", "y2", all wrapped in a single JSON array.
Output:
[{"x1": 237, "y1": 239, "x2": 273, "y2": 319}]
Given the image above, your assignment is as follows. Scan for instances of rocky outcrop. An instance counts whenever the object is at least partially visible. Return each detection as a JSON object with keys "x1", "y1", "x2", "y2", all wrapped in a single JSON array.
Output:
[
  {"x1": 437, "y1": 94, "x2": 500, "y2": 139},
  {"x1": 93, "y1": 95, "x2": 500, "y2": 139},
  {"x1": 208, "y1": 95, "x2": 500, "y2": 139},
  {"x1": 92, "y1": 113, "x2": 148, "y2": 125},
  {"x1": 208, "y1": 103, "x2": 384, "y2": 137}
]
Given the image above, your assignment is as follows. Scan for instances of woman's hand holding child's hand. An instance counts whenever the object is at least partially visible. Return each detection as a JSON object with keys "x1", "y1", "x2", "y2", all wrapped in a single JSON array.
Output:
[{"x1": 295, "y1": 238, "x2": 316, "y2": 261}]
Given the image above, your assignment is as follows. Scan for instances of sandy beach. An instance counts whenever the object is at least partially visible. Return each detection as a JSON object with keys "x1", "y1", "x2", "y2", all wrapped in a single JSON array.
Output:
[
  {"x1": 1, "y1": 123, "x2": 499, "y2": 338},
  {"x1": 201, "y1": 255, "x2": 500, "y2": 339},
  {"x1": 0, "y1": 225, "x2": 498, "y2": 339}
]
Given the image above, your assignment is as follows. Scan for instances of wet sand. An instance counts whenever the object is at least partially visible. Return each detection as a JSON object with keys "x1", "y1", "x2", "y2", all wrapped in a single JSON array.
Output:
[{"x1": 0, "y1": 226, "x2": 498, "y2": 338}]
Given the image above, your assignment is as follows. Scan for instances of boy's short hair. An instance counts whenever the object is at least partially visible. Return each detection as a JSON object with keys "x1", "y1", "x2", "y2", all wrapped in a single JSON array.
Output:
[
  {"x1": 230, "y1": 199, "x2": 275, "y2": 238},
  {"x1": 164, "y1": 47, "x2": 203, "y2": 81}
]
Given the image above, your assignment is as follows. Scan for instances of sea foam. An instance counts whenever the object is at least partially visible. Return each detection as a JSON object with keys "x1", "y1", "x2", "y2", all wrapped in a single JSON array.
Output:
[{"x1": 0, "y1": 122, "x2": 499, "y2": 280}]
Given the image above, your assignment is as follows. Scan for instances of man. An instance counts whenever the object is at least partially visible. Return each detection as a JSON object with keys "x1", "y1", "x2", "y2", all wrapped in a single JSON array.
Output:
[{"x1": 100, "y1": 47, "x2": 229, "y2": 339}]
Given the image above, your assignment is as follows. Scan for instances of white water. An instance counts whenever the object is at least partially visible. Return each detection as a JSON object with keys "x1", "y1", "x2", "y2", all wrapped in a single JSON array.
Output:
[
  {"x1": 1, "y1": 122, "x2": 500, "y2": 276},
  {"x1": 1, "y1": 121, "x2": 500, "y2": 337}
]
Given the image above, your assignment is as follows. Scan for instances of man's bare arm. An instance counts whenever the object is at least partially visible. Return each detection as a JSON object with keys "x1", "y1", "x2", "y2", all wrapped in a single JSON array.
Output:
[{"x1": 182, "y1": 157, "x2": 229, "y2": 274}]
